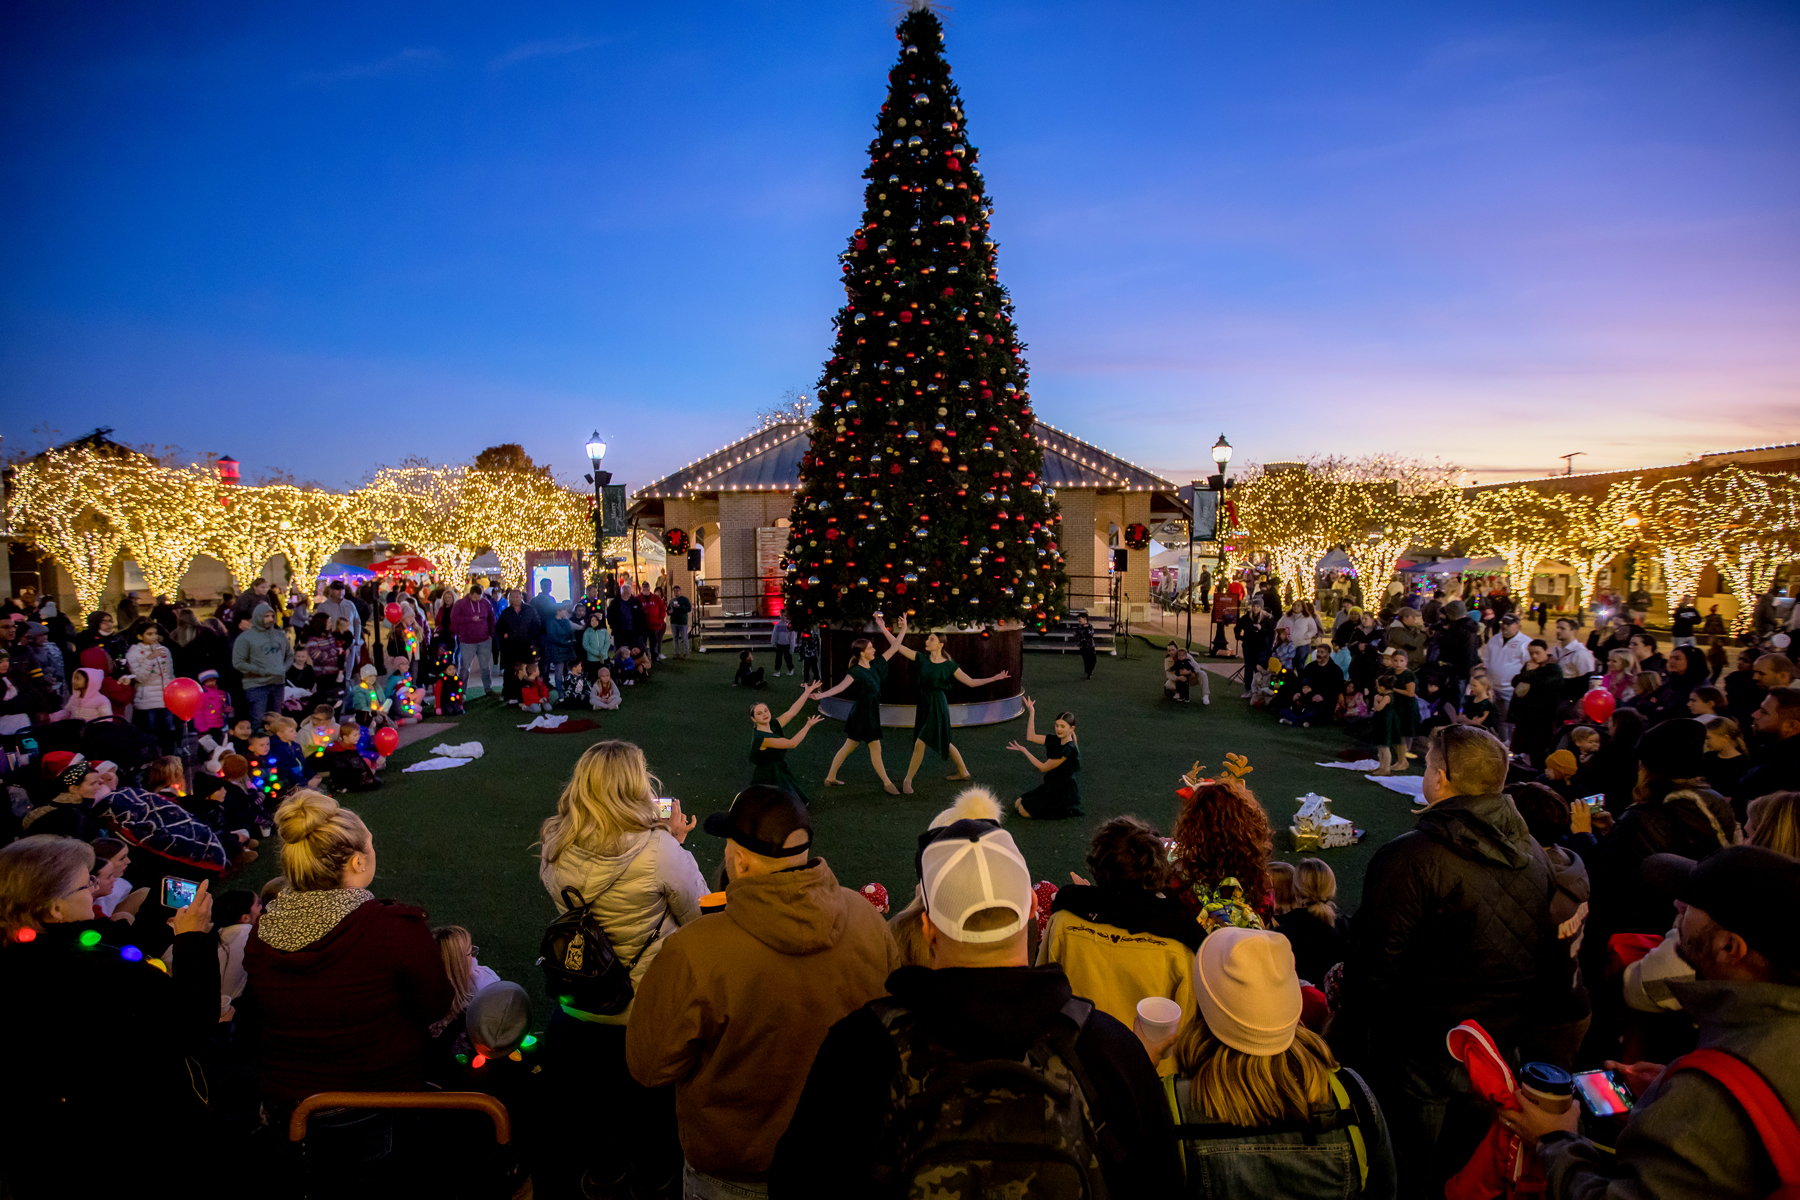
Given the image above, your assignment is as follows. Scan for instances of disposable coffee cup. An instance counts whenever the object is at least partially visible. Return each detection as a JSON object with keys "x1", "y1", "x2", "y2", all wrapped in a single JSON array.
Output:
[
  {"x1": 699, "y1": 891, "x2": 727, "y2": 915},
  {"x1": 1519, "y1": 1062, "x2": 1573, "y2": 1115},
  {"x1": 1136, "y1": 996, "x2": 1182, "y2": 1042}
]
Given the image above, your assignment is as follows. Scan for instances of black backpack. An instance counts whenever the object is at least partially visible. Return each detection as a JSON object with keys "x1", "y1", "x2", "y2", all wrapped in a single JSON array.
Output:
[
  {"x1": 537, "y1": 885, "x2": 654, "y2": 1016},
  {"x1": 868, "y1": 995, "x2": 1119, "y2": 1200}
]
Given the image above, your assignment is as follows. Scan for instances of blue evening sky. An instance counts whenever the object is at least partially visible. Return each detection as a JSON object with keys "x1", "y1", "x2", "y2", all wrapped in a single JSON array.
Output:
[{"x1": 2, "y1": 0, "x2": 1796, "y2": 491}]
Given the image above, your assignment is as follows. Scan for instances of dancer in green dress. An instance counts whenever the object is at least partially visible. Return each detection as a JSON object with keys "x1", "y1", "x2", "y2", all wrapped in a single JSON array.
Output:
[
  {"x1": 749, "y1": 681, "x2": 824, "y2": 801},
  {"x1": 1007, "y1": 698, "x2": 1082, "y2": 819},
  {"x1": 878, "y1": 614, "x2": 1011, "y2": 793},
  {"x1": 816, "y1": 625, "x2": 904, "y2": 794}
]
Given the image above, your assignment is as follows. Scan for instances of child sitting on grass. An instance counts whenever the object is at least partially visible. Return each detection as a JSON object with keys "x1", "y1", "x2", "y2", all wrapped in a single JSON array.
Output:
[
  {"x1": 590, "y1": 665, "x2": 621, "y2": 711},
  {"x1": 517, "y1": 662, "x2": 550, "y2": 713},
  {"x1": 321, "y1": 721, "x2": 383, "y2": 792}
]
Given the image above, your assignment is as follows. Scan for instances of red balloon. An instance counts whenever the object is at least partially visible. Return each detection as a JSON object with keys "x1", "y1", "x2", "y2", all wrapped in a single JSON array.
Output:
[
  {"x1": 385, "y1": 602, "x2": 403, "y2": 624},
  {"x1": 1581, "y1": 689, "x2": 1616, "y2": 724},
  {"x1": 163, "y1": 677, "x2": 203, "y2": 723},
  {"x1": 373, "y1": 727, "x2": 400, "y2": 756}
]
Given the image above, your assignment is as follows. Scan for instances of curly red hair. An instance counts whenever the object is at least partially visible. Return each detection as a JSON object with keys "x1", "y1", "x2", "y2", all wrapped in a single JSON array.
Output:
[{"x1": 1170, "y1": 778, "x2": 1275, "y2": 917}]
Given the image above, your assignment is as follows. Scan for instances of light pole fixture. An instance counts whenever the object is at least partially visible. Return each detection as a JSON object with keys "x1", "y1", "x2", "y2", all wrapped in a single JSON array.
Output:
[
  {"x1": 1211, "y1": 434, "x2": 1233, "y2": 468},
  {"x1": 583, "y1": 431, "x2": 612, "y2": 591}
]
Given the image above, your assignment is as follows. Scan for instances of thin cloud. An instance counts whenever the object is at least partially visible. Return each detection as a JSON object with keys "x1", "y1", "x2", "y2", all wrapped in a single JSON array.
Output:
[
  {"x1": 298, "y1": 47, "x2": 445, "y2": 86},
  {"x1": 489, "y1": 37, "x2": 607, "y2": 72}
]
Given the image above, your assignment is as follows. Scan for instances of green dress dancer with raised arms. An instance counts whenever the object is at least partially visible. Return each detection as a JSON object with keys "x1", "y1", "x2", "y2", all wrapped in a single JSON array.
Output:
[
  {"x1": 818, "y1": 626, "x2": 905, "y2": 794},
  {"x1": 748, "y1": 684, "x2": 823, "y2": 801},
  {"x1": 878, "y1": 615, "x2": 1012, "y2": 793}
]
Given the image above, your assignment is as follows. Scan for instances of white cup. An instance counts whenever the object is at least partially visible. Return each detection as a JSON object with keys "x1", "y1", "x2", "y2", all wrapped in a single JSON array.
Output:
[{"x1": 1136, "y1": 996, "x2": 1182, "y2": 1042}]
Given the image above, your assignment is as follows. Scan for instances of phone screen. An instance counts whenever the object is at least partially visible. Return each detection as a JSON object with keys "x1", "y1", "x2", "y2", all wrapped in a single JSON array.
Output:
[
  {"x1": 654, "y1": 798, "x2": 674, "y2": 820},
  {"x1": 1579, "y1": 795, "x2": 1605, "y2": 808},
  {"x1": 1573, "y1": 1070, "x2": 1633, "y2": 1116},
  {"x1": 161, "y1": 876, "x2": 199, "y2": 910}
]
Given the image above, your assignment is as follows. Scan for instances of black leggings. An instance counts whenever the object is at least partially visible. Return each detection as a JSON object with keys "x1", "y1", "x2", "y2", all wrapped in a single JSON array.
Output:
[{"x1": 774, "y1": 645, "x2": 795, "y2": 672}]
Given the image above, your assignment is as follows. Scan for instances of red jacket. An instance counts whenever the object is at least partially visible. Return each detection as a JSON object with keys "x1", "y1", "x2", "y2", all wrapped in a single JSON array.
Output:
[
  {"x1": 243, "y1": 897, "x2": 452, "y2": 1104},
  {"x1": 640, "y1": 592, "x2": 667, "y2": 633}
]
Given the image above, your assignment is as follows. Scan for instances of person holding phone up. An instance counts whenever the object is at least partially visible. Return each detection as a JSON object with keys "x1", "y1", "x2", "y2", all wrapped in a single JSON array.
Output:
[{"x1": 1500, "y1": 846, "x2": 1800, "y2": 1199}]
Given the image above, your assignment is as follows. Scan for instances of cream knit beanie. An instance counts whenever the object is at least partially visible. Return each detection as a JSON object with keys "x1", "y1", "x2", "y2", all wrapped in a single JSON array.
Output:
[{"x1": 1195, "y1": 927, "x2": 1303, "y2": 1055}]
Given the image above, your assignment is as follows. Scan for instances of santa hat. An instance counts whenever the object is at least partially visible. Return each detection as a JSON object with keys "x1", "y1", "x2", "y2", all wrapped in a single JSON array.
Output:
[
  {"x1": 41, "y1": 751, "x2": 85, "y2": 777},
  {"x1": 859, "y1": 882, "x2": 889, "y2": 911}
]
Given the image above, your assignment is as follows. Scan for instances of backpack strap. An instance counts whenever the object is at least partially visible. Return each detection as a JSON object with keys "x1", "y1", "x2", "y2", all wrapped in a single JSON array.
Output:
[
  {"x1": 1047, "y1": 997, "x2": 1130, "y2": 1174},
  {"x1": 1669, "y1": 1048, "x2": 1800, "y2": 1189},
  {"x1": 1328, "y1": 1070, "x2": 1372, "y2": 1193}
]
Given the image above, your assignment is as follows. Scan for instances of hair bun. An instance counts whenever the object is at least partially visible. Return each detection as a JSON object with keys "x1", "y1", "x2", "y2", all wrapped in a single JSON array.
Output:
[{"x1": 275, "y1": 790, "x2": 339, "y2": 845}]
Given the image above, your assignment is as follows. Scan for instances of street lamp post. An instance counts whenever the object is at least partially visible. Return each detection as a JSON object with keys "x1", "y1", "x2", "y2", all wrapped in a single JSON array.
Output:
[
  {"x1": 585, "y1": 432, "x2": 610, "y2": 596},
  {"x1": 1186, "y1": 435, "x2": 1233, "y2": 650},
  {"x1": 1206, "y1": 435, "x2": 1233, "y2": 648}
]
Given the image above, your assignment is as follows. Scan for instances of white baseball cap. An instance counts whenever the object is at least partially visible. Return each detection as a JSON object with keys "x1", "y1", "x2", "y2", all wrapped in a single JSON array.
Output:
[{"x1": 918, "y1": 820, "x2": 1033, "y2": 944}]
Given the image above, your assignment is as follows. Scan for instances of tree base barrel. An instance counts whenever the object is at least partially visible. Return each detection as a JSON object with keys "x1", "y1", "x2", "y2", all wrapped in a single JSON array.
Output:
[{"x1": 815, "y1": 625, "x2": 1025, "y2": 728}]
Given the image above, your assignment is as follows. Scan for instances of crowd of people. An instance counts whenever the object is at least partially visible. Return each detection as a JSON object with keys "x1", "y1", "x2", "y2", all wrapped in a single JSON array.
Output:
[{"x1": 3, "y1": 568, "x2": 1799, "y2": 1200}]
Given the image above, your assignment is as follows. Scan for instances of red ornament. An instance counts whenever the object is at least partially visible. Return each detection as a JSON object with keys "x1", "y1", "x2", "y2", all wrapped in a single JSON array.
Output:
[
  {"x1": 898, "y1": 311, "x2": 914, "y2": 323},
  {"x1": 942, "y1": 287, "x2": 954, "y2": 296},
  {"x1": 1582, "y1": 690, "x2": 1616, "y2": 723},
  {"x1": 825, "y1": 529, "x2": 841, "y2": 540}
]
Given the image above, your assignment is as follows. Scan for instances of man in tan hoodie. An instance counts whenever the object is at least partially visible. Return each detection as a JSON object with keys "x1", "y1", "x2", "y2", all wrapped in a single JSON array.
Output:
[{"x1": 626, "y1": 785, "x2": 900, "y2": 1198}]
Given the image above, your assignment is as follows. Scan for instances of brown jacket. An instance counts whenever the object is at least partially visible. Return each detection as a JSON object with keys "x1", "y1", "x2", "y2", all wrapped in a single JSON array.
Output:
[{"x1": 625, "y1": 857, "x2": 900, "y2": 1182}]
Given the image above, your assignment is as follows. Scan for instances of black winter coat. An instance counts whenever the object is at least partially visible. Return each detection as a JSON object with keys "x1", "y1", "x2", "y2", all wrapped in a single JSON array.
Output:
[
  {"x1": 1436, "y1": 616, "x2": 1482, "y2": 679},
  {"x1": 1340, "y1": 791, "x2": 1576, "y2": 1067},
  {"x1": 0, "y1": 924, "x2": 220, "y2": 1197}
]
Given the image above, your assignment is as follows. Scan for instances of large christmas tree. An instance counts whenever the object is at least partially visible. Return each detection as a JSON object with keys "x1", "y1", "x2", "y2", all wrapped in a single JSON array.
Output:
[{"x1": 783, "y1": 4, "x2": 1066, "y2": 631}]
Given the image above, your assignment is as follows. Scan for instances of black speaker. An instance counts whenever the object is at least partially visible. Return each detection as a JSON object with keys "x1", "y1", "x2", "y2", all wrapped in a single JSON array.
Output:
[
  {"x1": 687, "y1": 548, "x2": 702, "y2": 571},
  {"x1": 1111, "y1": 548, "x2": 1128, "y2": 573}
]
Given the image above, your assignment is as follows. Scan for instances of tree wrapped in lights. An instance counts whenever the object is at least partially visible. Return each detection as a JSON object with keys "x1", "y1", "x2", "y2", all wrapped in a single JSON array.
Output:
[
  {"x1": 6, "y1": 447, "x2": 128, "y2": 613},
  {"x1": 1561, "y1": 479, "x2": 1651, "y2": 613},
  {"x1": 1338, "y1": 479, "x2": 1465, "y2": 602},
  {"x1": 107, "y1": 459, "x2": 219, "y2": 599},
  {"x1": 1231, "y1": 463, "x2": 1343, "y2": 603},
  {"x1": 366, "y1": 466, "x2": 478, "y2": 586},
  {"x1": 263, "y1": 486, "x2": 368, "y2": 596},
  {"x1": 1646, "y1": 467, "x2": 1800, "y2": 635},
  {"x1": 1466, "y1": 486, "x2": 1573, "y2": 595},
  {"x1": 459, "y1": 467, "x2": 591, "y2": 590},
  {"x1": 782, "y1": 5, "x2": 1065, "y2": 629}
]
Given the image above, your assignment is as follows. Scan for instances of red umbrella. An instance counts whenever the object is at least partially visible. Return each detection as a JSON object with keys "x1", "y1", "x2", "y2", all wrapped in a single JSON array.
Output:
[{"x1": 370, "y1": 554, "x2": 436, "y2": 575}]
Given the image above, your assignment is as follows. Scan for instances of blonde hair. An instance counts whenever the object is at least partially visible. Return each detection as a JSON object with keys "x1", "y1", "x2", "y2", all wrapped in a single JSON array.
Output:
[
  {"x1": 0, "y1": 835, "x2": 96, "y2": 934},
  {"x1": 1700, "y1": 714, "x2": 1749, "y2": 757},
  {"x1": 144, "y1": 756, "x2": 186, "y2": 792},
  {"x1": 433, "y1": 925, "x2": 477, "y2": 1026},
  {"x1": 1174, "y1": 1018, "x2": 1338, "y2": 1127},
  {"x1": 1267, "y1": 861, "x2": 1297, "y2": 915},
  {"x1": 274, "y1": 790, "x2": 372, "y2": 891},
  {"x1": 1608, "y1": 649, "x2": 1637, "y2": 676},
  {"x1": 265, "y1": 713, "x2": 297, "y2": 735},
  {"x1": 1294, "y1": 857, "x2": 1338, "y2": 921},
  {"x1": 1747, "y1": 792, "x2": 1800, "y2": 859},
  {"x1": 888, "y1": 886, "x2": 933, "y2": 969},
  {"x1": 537, "y1": 741, "x2": 660, "y2": 881}
]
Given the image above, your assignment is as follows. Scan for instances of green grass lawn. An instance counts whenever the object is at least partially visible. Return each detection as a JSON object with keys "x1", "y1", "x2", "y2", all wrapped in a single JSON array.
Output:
[{"x1": 236, "y1": 641, "x2": 1418, "y2": 1027}]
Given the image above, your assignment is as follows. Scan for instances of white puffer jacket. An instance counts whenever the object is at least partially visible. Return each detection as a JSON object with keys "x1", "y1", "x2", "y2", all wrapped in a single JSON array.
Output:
[
  {"x1": 540, "y1": 826, "x2": 707, "y2": 1023},
  {"x1": 125, "y1": 643, "x2": 174, "y2": 710}
]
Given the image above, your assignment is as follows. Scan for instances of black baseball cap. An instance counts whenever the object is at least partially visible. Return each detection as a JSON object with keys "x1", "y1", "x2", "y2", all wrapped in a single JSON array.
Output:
[
  {"x1": 703, "y1": 785, "x2": 813, "y2": 859},
  {"x1": 1644, "y1": 846, "x2": 1800, "y2": 969},
  {"x1": 1500, "y1": 612, "x2": 1520, "y2": 625}
]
